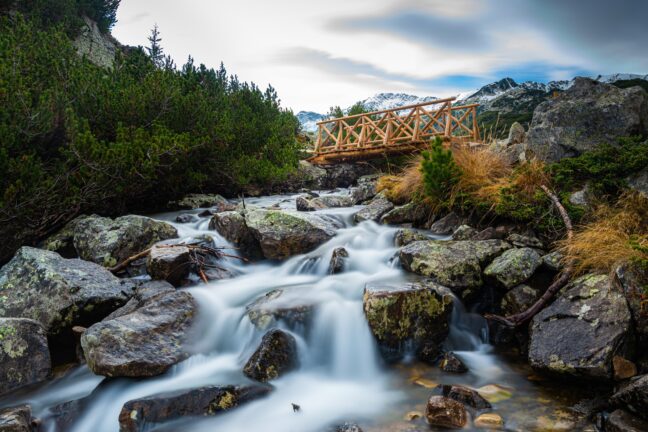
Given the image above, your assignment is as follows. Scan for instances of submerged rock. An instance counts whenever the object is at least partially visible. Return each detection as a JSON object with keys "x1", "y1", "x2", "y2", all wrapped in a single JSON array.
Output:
[
  {"x1": 400, "y1": 240, "x2": 511, "y2": 297},
  {"x1": 0, "y1": 405, "x2": 32, "y2": 432},
  {"x1": 425, "y1": 395, "x2": 467, "y2": 429},
  {"x1": 119, "y1": 385, "x2": 272, "y2": 432},
  {"x1": 483, "y1": 247, "x2": 542, "y2": 289},
  {"x1": 209, "y1": 211, "x2": 263, "y2": 260},
  {"x1": 0, "y1": 247, "x2": 134, "y2": 340},
  {"x1": 330, "y1": 422, "x2": 364, "y2": 432},
  {"x1": 44, "y1": 214, "x2": 178, "y2": 268},
  {"x1": 363, "y1": 281, "x2": 453, "y2": 362},
  {"x1": 353, "y1": 195, "x2": 394, "y2": 223},
  {"x1": 81, "y1": 290, "x2": 196, "y2": 377},
  {"x1": 246, "y1": 289, "x2": 314, "y2": 331},
  {"x1": 610, "y1": 374, "x2": 648, "y2": 420},
  {"x1": 243, "y1": 329, "x2": 298, "y2": 382},
  {"x1": 146, "y1": 244, "x2": 191, "y2": 286},
  {"x1": 528, "y1": 274, "x2": 633, "y2": 380},
  {"x1": 245, "y1": 209, "x2": 340, "y2": 260},
  {"x1": 0, "y1": 318, "x2": 51, "y2": 396},
  {"x1": 394, "y1": 229, "x2": 429, "y2": 247},
  {"x1": 296, "y1": 194, "x2": 353, "y2": 211},
  {"x1": 328, "y1": 247, "x2": 349, "y2": 274},
  {"x1": 474, "y1": 412, "x2": 504, "y2": 429},
  {"x1": 434, "y1": 384, "x2": 491, "y2": 410}
]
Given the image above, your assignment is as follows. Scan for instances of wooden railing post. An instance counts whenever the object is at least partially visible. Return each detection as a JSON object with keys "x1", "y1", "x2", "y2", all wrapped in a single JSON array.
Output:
[
  {"x1": 335, "y1": 120, "x2": 342, "y2": 150},
  {"x1": 315, "y1": 124, "x2": 322, "y2": 154},
  {"x1": 444, "y1": 102, "x2": 452, "y2": 138},
  {"x1": 413, "y1": 107, "x2": 421, "y2": 141}
]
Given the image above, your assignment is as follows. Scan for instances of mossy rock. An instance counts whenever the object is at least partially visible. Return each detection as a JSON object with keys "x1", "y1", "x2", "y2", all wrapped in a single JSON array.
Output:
[
  {"x1": 484, "y1": 247, "x2": 542, "y2": 289},
  {"x1": 243, "y1": 329, "x2": 298, "y2": 382}
]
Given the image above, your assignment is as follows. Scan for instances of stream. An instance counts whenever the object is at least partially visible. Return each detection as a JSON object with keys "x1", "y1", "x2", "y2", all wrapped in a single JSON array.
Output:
[{"x1": 4, "y1": 190, "x2": 592, "y2": 431}]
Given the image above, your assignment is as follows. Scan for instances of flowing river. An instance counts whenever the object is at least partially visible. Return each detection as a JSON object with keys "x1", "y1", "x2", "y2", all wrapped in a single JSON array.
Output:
[{"x1": 3, "y1": 190, "x2": 593, "y2": 431}]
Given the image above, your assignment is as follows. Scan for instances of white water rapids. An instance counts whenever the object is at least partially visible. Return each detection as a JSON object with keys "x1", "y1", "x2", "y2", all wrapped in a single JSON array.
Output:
[{"x1": 5, "y1": 190, "x2": 583, "y2": 431}]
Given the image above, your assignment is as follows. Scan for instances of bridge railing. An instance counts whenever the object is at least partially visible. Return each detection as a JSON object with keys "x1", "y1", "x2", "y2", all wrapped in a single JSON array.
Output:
[{"x1": 313, "y1": 97, "x2": 480, "y2": 156}]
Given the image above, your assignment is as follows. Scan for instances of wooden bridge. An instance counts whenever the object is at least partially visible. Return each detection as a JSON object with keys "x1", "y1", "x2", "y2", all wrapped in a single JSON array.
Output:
[{"x1": 308, "y1": 97, "x2": 481, "y2": 165}]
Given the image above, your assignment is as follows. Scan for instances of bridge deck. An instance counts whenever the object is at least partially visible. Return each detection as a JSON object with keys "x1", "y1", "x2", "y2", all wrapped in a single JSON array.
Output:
[{"x1": 308, "y1": 97, "x2": 481, "y2": 165}]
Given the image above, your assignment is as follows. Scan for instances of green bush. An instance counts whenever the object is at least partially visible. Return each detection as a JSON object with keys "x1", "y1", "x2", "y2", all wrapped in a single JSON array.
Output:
[{"x1": 420, "y1": 137, "x2": 461, "y2": 204}]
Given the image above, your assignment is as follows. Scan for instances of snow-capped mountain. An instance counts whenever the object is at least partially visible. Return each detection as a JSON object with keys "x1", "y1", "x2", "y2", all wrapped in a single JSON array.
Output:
[{"x1": 297, "y1": 74, "x2": 647, "y2": 132}]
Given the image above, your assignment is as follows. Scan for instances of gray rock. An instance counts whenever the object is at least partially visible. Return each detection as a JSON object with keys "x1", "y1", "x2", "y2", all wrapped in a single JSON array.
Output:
[
  {"x1": 452, "y1": 225, "x2": 478, "y2": 241},
  {"x1": 353, "y1": 196, "x2": 394, "y2": 223},
  {"x1": 363, "y1": 280, "x2": 453, "y2": 363},
  {"x1": 526, "y1": 78, "x2": 648, "y2": 162},
  {"x1": 0, "y1": 405, "x2": 32, "y2": 432},
  {"x1": 209, "y1": 211, "x2": 263, "y2": 260},
  {"x1": 379, "y1": 202, "x2": 429, "y2": 226},
  {"x1": 246, "y1": 289, "x2": 314, "y2": 331},
  {"x1": 0, "y1": 247, "x2": 134, "y2": 339},
  {"x1": 528, "y1": 274, "x2": 633, "y2": 380},
  {"x1": 0, "y1": 318, "x2": 51, "y2": 396},
  {"x1": 627, "y1": 168, "x2": 648, "y2": 199},
  {"x1": 569, "y1": 184, "x2": 592, "y2": 208},
  {"x1": 616, "y1": 263, "x2": 648, "y2": 345},
  {"x1": 328, "y1": 247, "x2": 349, "y2": 274},
  {"x1": 81, "y1": 290, "x2": 196, "y2": 377},
  {"x1": 394, "y1": 229, "x2": 429, "y2": 247},
  {"x1": 508, "y1": 121, "x2": 526, "y2": 144},
  {"x1": 245, "y1": 209, "x2": 340, "y2": 260},
  {"x1": 103, "y1": 280, "x2": 175, "y2": 321},
  {"x1": 146, "y1": 245, "x2": 191, "y2": 286},
  {"x1": 243, "y1": 329, "x2": 298, "y2": 382},
  {"x1": 610, "y1": 374, "x2": 648, "y2": 421},
  {"x1": 73, "y1": 16, "x2": 116, "y2": 69},
  {"x1": 350, "y1": 179, "x2": 377, "y2": 204},
  {"x1": 171, "y1": 193, "x2": 232, "y2": 211},
  {"x1": 175, "y1": 214, "x2": 199, "y2": 224},
  {"x1": 331, "y1": 423, "x2": 364, "y2": 432},
  {"x1": 506, "y1": 233, "x2": 544, "y2": 249},
  {"x1": 44, "y1": 214, "x2": 178, "y2": 268},
  {"x1": 118, "y1": 385, "x2": 272, "y2": 432},
  {"x1": 428, "y1": 212, "x2": 461, "y2": 235},
  {"x1": 484, "y1": 247, "x2": 542, "y2": 289},
  {"x1": 501, "y1": 284, "x2": 539, "y2": 315},
  {"x1": 400, "y1": 240, "x2": 511, "y2": 297},
  {"x1": 542, "y1": 251, "x2": 563, "y2": 272},
  {"x1": 296, "y1": 195, "x2": 353, "y2": 211},
  {"x1": 606, "y1": 409, "x2": 648, "y2": 432}
]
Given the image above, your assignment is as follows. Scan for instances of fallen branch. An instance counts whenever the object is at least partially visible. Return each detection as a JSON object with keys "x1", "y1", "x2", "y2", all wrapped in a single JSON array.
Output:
[{"x1": 485, "y1": 185, "x2": 574, "y2": 327}]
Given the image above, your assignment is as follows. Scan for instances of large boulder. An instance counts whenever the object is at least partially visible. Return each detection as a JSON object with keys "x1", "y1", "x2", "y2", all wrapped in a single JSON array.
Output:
[
  {"x1": 118, "y1": 385, "x2": 272, "y2": 432},
  {"x1": 528, "y1": 274, "x2": 633, "y2": 380},
  {"x1": 246, "y1": 289, "x2": 314, "y2": 331},
  {"x1": 243, "y1": 329, "x2": 299, "y2": 382},
  {"x1": 0, "y1": 247, "x2": 134, "y2": 341},
  {"x1": 526, "y1": 78, "x2": 648, "y2": 162},
  {"x1": 363, "y1": 281, "x2": 453, "y2": 362},
  {"x1": 81, "y1": 290, "x2": 196, "y2": 377},
  {"x1": 0, "y1": 318, "x2": 51, "y2": 396},
  {"x1": 609, "y1": 374, "x2": 648, "y2": 421},
  {"x1": 353, "y1": 195, "x2": 394, "y2": 223},
  {"x1": 245, "y1": 209, "x2": 340, "y2": 260},
  {"x1": 615, "y1": 263, "x2": 648, "y2": 345},
  {"x1": 146, "y1": 245, "x2": 191, "y2": 286},
  {"x1": 483, "y1": 247, "x2": 542, "y2": 289},
  {"x1": 296, "y1": 194, "x2": 353, "y2": 211},
  {"x1": 43, "y1": 215, "x2": 178, "y2": 267},
  {"x1": 0, "y1": 405, "x2": 33, "y2": 432},
  {"x1": 209, "y1": 211, "x2": 263, "y2": 260},
  {"x1": 400, "y1": 240, "x2": 511, "y2": 298}
]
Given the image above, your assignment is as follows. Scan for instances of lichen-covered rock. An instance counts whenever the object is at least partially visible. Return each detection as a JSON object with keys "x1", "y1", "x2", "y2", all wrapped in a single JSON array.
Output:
[
  {"x1": 146, "y1": 245, "x2": 191, "y2": 286},
  {"x1": 118, "y1": 385, "x2": 272, "y2": 432},
  {"x1": 542, "y1": 251, "x2": 563, "y2": 272},
  {"x1": 170, "y1": 193, "x2": 233, "y2": 211},
  {"x1": 380, "y1": 202, "x2": 429, "y2": 226},
  {"x1": 526, "y1": 78, "x2": 648, "y2": 162},
  {"x1": 243, "y1": 329, "x2": 298, "y2": 382},
  {"x1": 353, "y1": 195, "x2": 394, "y2": 223},
  {"x1": 73, "y1": 16, "x2": 116, "y2": 69},
  {"x1": 428, "y1": 212, "x2": 461, "y2": 235},
  {"x1": 610, "y1": 374, "x2": 648, "y2": 421},
  {"x1": 434, "y1": 384, "x2": 491, "y2": 410},
  {"x1": 400, "y1": 240, "x2": 511, "y2": 297},
  {"x1": 351, "y1": 178, "x2": 377, "y2": 204},
  {"x1": 0, "y1": 405, "x2": 32, "y2": 432},
  {"x1": 0, "y1": 247, "x2": 134, "y2": 340},
  {"x1": 606, "y1": 409, "x2": 648, "y2": 432},
  {"x1": 500, "y1": 284, "x2": 539, "y2": 316},
  {"x1": 296, "y1": 195, "x2": 353, "y2": 211},
  {"x1": 394, "y1": 229, "x2": 429, "y2": 247},
  {"x1": 363, "y1": 281, "x2": 453, "y2": 362},
  {"x1": 506, "y1": 233, "x2": 544, "y2": 249},
  {"x1": 528, "y1": 274, "x2": 633, "y2": 380},
  {"x1": 209, "y1": 211, "x2": 263, "y2": 260},
  {"x1": 0, "y1": 318, "x2": 51, "y2": 396},
  {"x1": 245, "y1": 209, "x2": 340, "y2": 260},
  {"x1": 484, "y1": 248, "x2": 542, "y2": 289},
  {"x1": 246, "y1": 289, "x2": 314, "y2": 331},
  {"x1": 425, "y1": 395, "x2": 467, "y2": 429},
  {"x1": 615, "y1": 263, "x2": 648, "y2": 345},
  {"x1": 81, "y1": 290, "x2": 196, "y2": 377},
  {"x1": 44, "y1": 214, "x2": 178, "y2": 267},
  {"x1": 103, "y1": 280, "x2": 175, "y2": 321},
  {"x1": 328, "y1": 247, "x2": 349, "y2": 274},
  {"x1": 451, "y1": 225, "x2": 478, "y2": 241}
]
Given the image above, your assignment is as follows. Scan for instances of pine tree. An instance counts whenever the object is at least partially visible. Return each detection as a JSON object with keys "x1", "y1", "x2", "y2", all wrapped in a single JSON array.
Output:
[
  {"x1": 146, "y1": 24, "x2": 164, "y2": 68},
  {"x1": 420, "y1": 137, "x2": 461, "y2": 203}
]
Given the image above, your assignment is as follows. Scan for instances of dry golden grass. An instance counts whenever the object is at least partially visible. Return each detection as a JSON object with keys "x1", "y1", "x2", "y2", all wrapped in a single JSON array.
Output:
[
  {"x1": 377, "y1": 156, "x2": 424, "y2": 205},
  {"x1": 559, "y1": 191, "x2": 648, "y2": 274}
]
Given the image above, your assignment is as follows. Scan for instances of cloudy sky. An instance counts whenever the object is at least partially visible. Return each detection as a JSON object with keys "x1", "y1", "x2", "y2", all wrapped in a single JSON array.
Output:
[{"x1": 113, "y1": 0, "x2": 647, "y2": 113}]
